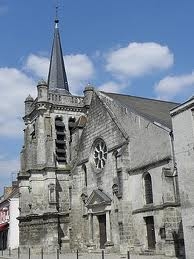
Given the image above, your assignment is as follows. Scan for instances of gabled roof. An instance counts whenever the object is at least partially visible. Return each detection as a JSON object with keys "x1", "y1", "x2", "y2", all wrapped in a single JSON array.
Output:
[
  {"x1": 47, "y1": 20, "x2": 70, "y2": 94},
  {"x1": 0, "y1": 187, "x2": 19, "y2": 205},
  {"x1": 102, "y1": 92, "x2": 179, "y2": 129}
]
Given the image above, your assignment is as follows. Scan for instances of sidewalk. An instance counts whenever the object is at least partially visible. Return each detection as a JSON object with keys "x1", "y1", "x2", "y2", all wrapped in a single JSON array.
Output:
[{"x1": 0, "y1": 250, "x2": 180, "y2": 259}]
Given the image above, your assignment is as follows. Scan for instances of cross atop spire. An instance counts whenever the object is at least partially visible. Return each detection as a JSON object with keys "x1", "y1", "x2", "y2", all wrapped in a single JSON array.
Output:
[
  {"x1": 55, "y1": 5, "x2": 59, "y2": 28},
  {"x1": 47, "y1": 15, "x2": 70, "y2": 94}
]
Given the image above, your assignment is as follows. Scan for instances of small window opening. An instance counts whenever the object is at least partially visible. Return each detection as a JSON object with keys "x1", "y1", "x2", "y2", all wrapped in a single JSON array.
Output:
[
  {"x1": 144, "y1": 173, "x2": 153, "y2": 204},
  {"x1": 69, "y1": 187, "x2": 72, "y2": 209},
  {"x1": 118, "y1": 222, "x2": 124, "y2": 240},
  {"x1": 68, "y1": 117, "x2": 76, "y2": 144},
  {"x1": 117, "y1": 170, "x2": 123, "y2": 197},
  {"x1": 82, "y1": 164, "x2": 87, "y2": 187},
  {"x1": 31, "y1": 124, "x2": 36, "y2": 140},
  {"x1": 48, "y1": 184, "x2": 56, "y2": 203}
]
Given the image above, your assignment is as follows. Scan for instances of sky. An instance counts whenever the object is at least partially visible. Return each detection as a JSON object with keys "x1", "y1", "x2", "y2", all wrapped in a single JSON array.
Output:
[{"x1": 1, "y1": 0, "x2": 194, "y2": 192}]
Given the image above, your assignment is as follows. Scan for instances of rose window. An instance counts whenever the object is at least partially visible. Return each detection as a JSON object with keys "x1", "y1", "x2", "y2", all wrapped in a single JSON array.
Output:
[{"x1": 93, "y1": 140, "x2": 107, "y2": 169}]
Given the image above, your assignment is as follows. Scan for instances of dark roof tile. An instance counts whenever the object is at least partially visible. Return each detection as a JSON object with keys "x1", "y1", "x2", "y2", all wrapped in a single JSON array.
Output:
[{"x1": 102, "y1": 92, "x2": 179, "y2": 129}]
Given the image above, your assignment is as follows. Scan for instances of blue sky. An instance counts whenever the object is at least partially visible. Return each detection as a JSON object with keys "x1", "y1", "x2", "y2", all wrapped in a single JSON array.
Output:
[{"x1": 1, "y1": 0, "x2": 194, "y2": 192}]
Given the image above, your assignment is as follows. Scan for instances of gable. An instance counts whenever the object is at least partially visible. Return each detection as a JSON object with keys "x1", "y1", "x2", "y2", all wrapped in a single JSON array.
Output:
[
  {"x1": 97, "y1": 92, "x2": 172, "y2": 169},
  {"x1": 85, "y1": 189, "x2": 111, "y2": 208},
  {"x1": 76, "y1": 91, "x2": 128, "y2": 164}
]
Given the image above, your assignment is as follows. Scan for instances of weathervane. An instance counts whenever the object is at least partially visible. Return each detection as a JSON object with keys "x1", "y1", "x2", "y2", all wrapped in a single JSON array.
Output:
[{"x1": 55, "y1": 0, "x2": 59, "y2": 27}]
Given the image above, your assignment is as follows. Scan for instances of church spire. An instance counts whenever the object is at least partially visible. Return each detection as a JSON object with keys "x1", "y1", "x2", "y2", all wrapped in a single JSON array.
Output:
[{"x1": 47, "y1": 16, "x2": 70, "y2": 94}]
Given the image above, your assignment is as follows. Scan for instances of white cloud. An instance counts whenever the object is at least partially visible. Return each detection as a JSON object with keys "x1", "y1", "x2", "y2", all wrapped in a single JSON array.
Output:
[
  {"x1": 25, "y1": 53, "x2": 95, "y2": 94},
  {"x1": 0, "y1": 154, "x2": 19, "y2": 193},
  {"x1": 0, "y1": 154, "x2": 6, "y2": 160},
  {"x1": 0, "y1": 68, "x2": 35, "y2": 137},
  {"x1": 0, "y1": 157, "x2": 19, "y2": 193},
  {"x1": 0, "y1": 52, "x2": 95, "y2": 138},
  {"x1": 155, "y1": 72, "x2": 194, "y2": 100},
  {"x1": 25, "y1": 54, "x2": 49, "y2": 78},
  {"x1": 0, "y1": 158, "x2": 19, "y2": 177},
  {"x1": 106, "y1": 42, "x2": 173, "y2": 79},
  {"x1": 98, "y1": 81, "x2": 125, "y2": 93},
  {"x1": 65, "y1": 54, "x2": 95, "y2": 94}
]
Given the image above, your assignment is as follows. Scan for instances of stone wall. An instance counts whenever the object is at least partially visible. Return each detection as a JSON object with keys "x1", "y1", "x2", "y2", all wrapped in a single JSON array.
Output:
[{"x1": 69, "y1": 91, "x2": 181, "y2": 258}]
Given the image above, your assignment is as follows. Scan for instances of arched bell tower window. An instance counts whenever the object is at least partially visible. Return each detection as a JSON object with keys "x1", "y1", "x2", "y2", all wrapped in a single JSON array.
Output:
[{"x1": 144, "y1": 173, "x2": 153, "y2": 204}]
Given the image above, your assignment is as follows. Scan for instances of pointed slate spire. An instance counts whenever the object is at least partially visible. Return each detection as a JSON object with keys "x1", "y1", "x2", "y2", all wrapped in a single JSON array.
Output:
[{"x1": 48, "y1": 19, "x2": 70, "y2": 94}]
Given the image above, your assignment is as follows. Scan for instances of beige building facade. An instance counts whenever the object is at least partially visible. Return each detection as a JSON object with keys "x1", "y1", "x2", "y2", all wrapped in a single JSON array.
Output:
[{"x1": 171, "y1": 98, "x2": 194, "y2": 259}]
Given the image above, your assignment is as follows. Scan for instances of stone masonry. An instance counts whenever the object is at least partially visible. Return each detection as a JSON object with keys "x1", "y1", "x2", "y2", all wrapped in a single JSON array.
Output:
[{"x1": 17, "y1": 19, "x2": 186, "y2": 259}]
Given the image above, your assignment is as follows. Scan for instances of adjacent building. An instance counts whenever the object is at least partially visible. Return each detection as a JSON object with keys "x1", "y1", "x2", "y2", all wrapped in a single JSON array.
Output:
[
  {"x1": 0, "y1": 182, "x2": 19, "y2": 250},
  {"x1": 18, "y1": 19, "x2": 186, "y2": 258},
  {"x1": 171, "y1": 98, "x2": 194, "y2": 259}
]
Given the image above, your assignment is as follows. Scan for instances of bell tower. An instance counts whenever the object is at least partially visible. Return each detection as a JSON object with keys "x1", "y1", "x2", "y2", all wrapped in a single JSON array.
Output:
[{"x1": 18, "y1": 15, "x2": 89, "y2": 253}]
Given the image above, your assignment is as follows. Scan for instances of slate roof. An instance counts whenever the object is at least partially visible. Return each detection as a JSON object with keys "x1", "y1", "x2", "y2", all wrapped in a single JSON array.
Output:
[
  {"x1": 0, "y1": 187, "x2": 19, "y2": 204},
  {"x1": 102, "y1": 92, "x2": 179, "y2": 129},
  {"x1": 47, "y1": 21, "x2": 70, "y2": 94}
]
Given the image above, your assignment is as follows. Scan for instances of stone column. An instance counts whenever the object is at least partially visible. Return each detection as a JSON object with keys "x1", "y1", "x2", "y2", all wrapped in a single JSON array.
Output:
[
  {"x1": 106, "y1": 210, "x2": 111, "y2": 243},
  {"x1": 88, "y1": 212, "x2": 93, "y2": 243}
]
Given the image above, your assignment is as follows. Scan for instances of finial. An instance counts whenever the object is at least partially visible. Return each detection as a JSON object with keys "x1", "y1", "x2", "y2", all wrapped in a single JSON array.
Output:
[
  {"x1": 55, "y1": 3, "x2": 59, "y2": 28},
  {"x1": 25, "y1": 95, "x2": 34, "y2": 102},
  {"x1": 37, "y1": 79, "x2": 47, "y2": 86}
]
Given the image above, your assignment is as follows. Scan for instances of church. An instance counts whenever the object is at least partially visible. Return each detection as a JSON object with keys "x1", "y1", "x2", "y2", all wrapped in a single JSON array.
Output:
[{"x1": 17, "y1": 18, "x2": 187, "y2": 258}]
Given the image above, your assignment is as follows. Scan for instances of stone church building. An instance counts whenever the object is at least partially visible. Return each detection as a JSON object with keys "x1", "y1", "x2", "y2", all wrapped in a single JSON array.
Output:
[{"x1": 18, "y1": 19, "x2": 186, "y2": 258}]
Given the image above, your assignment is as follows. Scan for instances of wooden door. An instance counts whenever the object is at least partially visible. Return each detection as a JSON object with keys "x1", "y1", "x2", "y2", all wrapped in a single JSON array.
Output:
[
  {"x1": 98, "y1": 215, "x2": 107, "y2": 249},
  {"x1": 145, "y1": 216, "x2": 156, "y2": 249},
  {"x1": 0, "y1": 231, "x2": 7, "y2": 250}
]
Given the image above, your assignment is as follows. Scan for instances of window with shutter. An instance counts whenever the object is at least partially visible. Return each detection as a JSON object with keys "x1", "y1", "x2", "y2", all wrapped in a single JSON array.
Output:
[{"x1": 55, "y1": 117, "x2": 67, "y2": 163}]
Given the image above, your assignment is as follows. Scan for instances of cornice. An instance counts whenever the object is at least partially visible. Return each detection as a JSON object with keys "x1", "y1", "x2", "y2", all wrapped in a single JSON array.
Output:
[{"x1": 132, "y1": 201, "x2": 180, "y2": 215}]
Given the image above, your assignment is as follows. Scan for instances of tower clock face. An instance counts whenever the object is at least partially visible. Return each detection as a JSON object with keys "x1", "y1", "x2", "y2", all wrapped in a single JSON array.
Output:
[{"x1": 93, "y1": 139, "x2": 107, "y2": 169}]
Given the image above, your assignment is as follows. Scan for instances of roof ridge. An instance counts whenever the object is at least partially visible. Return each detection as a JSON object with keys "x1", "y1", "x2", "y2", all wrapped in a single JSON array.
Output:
[{"x1": 101, "y1": 91, "x2": 180, "y2": 105}]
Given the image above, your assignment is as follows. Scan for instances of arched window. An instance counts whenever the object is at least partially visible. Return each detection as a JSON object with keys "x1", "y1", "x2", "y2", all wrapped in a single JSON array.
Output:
[{"x1": 144, "y1": 173, "x2": 153, "y2": 204}]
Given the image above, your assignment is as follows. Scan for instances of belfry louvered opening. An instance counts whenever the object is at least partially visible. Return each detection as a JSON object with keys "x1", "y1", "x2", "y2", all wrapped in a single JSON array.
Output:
[{"x1": 55, "y1": 117, "x2": 66, "y2": 163}]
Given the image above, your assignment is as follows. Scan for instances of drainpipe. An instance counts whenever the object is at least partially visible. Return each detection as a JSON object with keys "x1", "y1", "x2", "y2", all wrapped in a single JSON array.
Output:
[
  {"x1": 169, "y1": 131, "x2": 180, "y2": 203},
  {"x1": 153, "y1": 122, "x2": 179, "y2": 202},
  {"x1": 55, "y1": 177, "x2": 61, "y2": 251}
]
